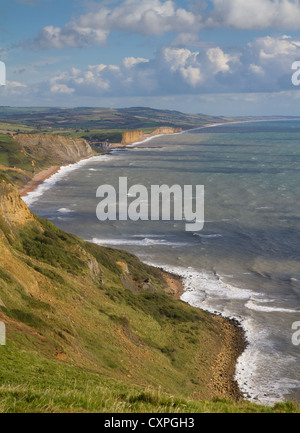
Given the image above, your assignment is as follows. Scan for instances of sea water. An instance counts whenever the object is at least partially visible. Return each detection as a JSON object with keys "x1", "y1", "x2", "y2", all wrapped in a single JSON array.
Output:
[{"x1": 24, "y1": 121, "x2": 300, "y2": 405}]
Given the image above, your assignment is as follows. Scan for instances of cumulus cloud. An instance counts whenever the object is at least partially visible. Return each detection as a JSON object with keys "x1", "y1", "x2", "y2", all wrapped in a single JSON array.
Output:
[
  {"x1": 123, "y1": 57, "x2": 150, "y2": 68},
  {"x1": 22, "y1": 0, "x2": 300, "y2": 50},
  {"x1": 0, "y1": 80, "x2": 28, "y2": 97},
  {"x1": 39, "y1": 35, "x2": 300, "y2": 98},
  {"x1": 35, "y1": 24, "x2": 108, "y2": 49},
  {"x1": 208, "y1": 0, "x2": 300, "y2": 30},
  {"x1": 31, "y1": 0, "x2": 203, "y2": 49}
]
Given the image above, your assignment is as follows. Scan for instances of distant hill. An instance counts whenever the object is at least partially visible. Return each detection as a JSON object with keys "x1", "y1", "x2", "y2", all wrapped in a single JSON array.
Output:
[
  {"x1": 0, "y1": 106, "x2": 232, "y2": 132},
  {"x1": 0, "y1": 108, "x2": 298, "y2": 413}
]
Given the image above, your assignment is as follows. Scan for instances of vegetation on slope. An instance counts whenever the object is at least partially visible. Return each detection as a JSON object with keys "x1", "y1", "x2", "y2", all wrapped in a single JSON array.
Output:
[
  {"x1": 0, "y1": 106, "x2": 233, "y2": 145},
  {"x1": 0, "y1": 107, "x2": 298, "y2": 413},
  {"x1": 0, "y1": 182, "x2": 298, "y2": 413}
]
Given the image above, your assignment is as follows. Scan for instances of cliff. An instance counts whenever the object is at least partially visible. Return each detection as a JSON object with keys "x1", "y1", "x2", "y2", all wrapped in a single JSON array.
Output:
[
  {"x1": 13, "y1": 134, "x2": 95, "y2": 166},
  {"x1": 0, "y1": 178, "x2": 251, "y2": 412},
  {"x1": 121, "y1": 130, "x2": 143, "y2": 145},
  {"x1": 121, "y1": 127, "x2": 182, "y2": 145},
  {"x1": 0, "y1": 181, "x2": 34, "y2": 227},
  {"x1": 150, "y1": 127, "x2": 182, "y2": 136}
]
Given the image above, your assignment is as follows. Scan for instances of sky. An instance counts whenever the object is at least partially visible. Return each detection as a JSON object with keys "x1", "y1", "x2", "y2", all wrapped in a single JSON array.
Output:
[{"x1": 1, "y1": 0, "x2": 300, "y2": 116}]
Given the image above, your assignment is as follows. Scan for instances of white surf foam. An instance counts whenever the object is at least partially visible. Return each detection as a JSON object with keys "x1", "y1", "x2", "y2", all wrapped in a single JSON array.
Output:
[
  {"x1": 141, "y1": 261, "x2": 298, "y2": 405},
  {"x1": 126, "y1": 130, "x2": 184, "y2": 148},
  {"x1": 91, "y1": 237, "x2": 191, "y2": 247},
  {"x1": 22, "y1": 155, "x2": 110, "y2": 207},
  {"x1": 193, "y1": 233, "x2": 223, "y2": 239},
  {"x1": 57, "y1": 208, "x2": 74, "y2": 214},
  {"x1": 246, "y1": 299, "x2": 299, "y2": 314},
  {"x1": 235, "y1": 317, "x2": 300, "y2": 405}
]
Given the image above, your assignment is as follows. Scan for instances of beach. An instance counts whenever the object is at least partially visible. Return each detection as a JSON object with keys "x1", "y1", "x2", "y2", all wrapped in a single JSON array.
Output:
[
  {"x1": 18, "y1": 119, "x2": 281, "y2": 198},
  {"x1": 21, "y1": 119, "x2": 300, "y2": 404},
  {"x1": 18, "y1": 129, "x2": 248, "y2": 402},
  {"x1": 160, "y1": 269, "x2": 246, "y2": 401},
  {"x1": 19, "y1": 166, "x2": 61, "y2": 197}
]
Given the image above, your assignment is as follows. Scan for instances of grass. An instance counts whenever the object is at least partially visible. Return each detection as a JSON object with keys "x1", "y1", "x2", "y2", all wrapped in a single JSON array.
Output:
[
  {"x1": 0, "y1": 343, "x2": 298, "y2": 413},
  {"x1": 0, "y1": 110, "x2": 298, "y2": 413},
  {"x1": 0, "y1": 180, "x2": 299, "y2": 413},
  {"x1": 18, "y1": 219, "x2": 87, "y2": 273},
  {"x1": 0, "y1": 107, "x2": 232, "y2": 132},
  {"x1": 0, "y1": 134, "x2": 32, "y2": 170},
  {"x1": 0, "y1": 122, "x2": 36, "y2": 133}
]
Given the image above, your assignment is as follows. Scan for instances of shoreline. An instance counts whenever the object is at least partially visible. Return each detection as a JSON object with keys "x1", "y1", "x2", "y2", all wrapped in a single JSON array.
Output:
[
  {"x1": 19, "y1": 154, "x2": 109, "y2": 199},
  {"x1": 19, "y1": 117, "x2": 291, "y2": 198},
  {"x1": 160, "y1": 268, "x2": 247, "y2": 402},
  {"x1": 19, "y1": 165, "x2": 61, "y2": 197},
  {"x1": 17, "y1": 119, "x2": 259, "y2": 402}
]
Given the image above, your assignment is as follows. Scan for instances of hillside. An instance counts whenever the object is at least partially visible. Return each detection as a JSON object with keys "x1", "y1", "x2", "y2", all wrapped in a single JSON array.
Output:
[
  {"x1": 1, "y1": 180, "x2": 298, "y2": 413},
  {"x1": 0, "y1": 180, "x2": 236, "y2": 411},
  {"x1": 13, "y1": 134, "x2": 94, "y2": 166},
  {"x1": 0, "y1": 116, "x2": 298, "y2": 413},
  {"x1": 0, "y1": 133, "x2": 96, "y2": 189},
  {"x1": 0, "y1": 107, "x2": 231, "y2": 132}
]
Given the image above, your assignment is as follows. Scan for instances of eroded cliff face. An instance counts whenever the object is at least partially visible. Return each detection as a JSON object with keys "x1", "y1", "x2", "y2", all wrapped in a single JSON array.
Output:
[
  {"x1": 121, "y1": 130, "x2": 143, "y2": 145},
  {"x1": 120, "y1": 127, "x2": 182, "y2": 145},
  {"x1": 0, "y1": 181, "x2": 34, "y2": 227},
  {"x1": 150, "y1": 127, "x2": 182, "y2": 136},
  {"x1": 14, "y1": 134, "x2": 95, "y2": 166}
]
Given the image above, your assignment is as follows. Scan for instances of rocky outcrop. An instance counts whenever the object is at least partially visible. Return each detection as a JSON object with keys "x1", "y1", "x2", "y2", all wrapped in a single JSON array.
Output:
[
  {"x1": 13, "y1": 134, "x2": 95, "y2": 166},
  {"x1": 121, "y1": 130, "x2": 143, "y2": 145},
  {"x1": 120, "y1": 127, "x2": 182, "y2": 146},
  {"x1": 0, "y1": 181, "x2": 34, "y2": 227},
  {"x1": 150, "y1": 127, "x2": 182, "y2": 136}
]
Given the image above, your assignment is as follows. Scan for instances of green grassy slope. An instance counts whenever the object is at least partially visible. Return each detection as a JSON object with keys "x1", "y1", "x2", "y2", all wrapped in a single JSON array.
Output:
[
  {"x1": 0, "y1": 107, "x2": 231, "y2": 130},
  {"x1": 0, "y1": 108, "x2": 298, "y2": 413},
  {"x1": 0, "y1": 182, "x2": 298, "y2": 413}
]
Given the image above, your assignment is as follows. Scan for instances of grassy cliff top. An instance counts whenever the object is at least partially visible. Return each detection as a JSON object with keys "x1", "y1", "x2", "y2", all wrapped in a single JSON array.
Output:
[
  {"x1": 0, "y1": 182, "x2": 297, "y2": 413},
  {"x1": 0, "y1": 108, "x2": 298, "y2": 413}
]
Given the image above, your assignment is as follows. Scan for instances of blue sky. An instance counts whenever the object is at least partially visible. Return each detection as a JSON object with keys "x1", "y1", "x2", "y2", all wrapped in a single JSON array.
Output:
[{"x1": 1, "y1": 0, "x2": 300, "y2": 116}]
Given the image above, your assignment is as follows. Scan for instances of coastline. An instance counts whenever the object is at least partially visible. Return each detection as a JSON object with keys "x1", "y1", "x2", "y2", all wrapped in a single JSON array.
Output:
[
  {"x1": 160, "y1": 268, "x2": 247, "y2": 402},
  {"x1": 19, "y1": 127, "x2": 184, "y2": 198},
  {"x1": 19, "y1": 118, "x2": 289, "y2": 198},
  {"x1": 17, "y1": 121, "x2": 251, "y2": 402},
  {"x1": 19, "y1": 165, "x2": 61, "y2": 197},
  {"x1": 19, "y1": 154, "x2": 109, "y2": 200}
]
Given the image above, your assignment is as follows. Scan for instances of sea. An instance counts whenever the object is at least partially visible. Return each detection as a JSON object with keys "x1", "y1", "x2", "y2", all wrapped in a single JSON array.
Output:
[{"x1": 23, "y1": 120, "x2": 300, "y2": 405}]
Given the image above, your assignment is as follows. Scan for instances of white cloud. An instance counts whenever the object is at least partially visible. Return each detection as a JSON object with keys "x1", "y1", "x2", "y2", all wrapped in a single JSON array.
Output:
[
  {"x1": 181, "y1": 65, "x2": 203, "y2": 86},
  {"x1": 206, "y1": 47, "x2": 238, "y2": 73},
  {"x1": 0, "y1": 80, "x2": 28, "y2": 96},
  {"x1": 249, "y1": 64, "x2": 265, "y2": 75},
  {"x1": 13, "y1": 34, "x2": 300, "y2": 103},
  {"x1": 50, "y1": 83, "x2": 75, "y2": 94},
  {"x1": 32, "y1": 0, "x2": 203, "y2": 49},
  {"x1": 123, "y1": 57, "x2": 150, "y2": 68},
  {"x1": 7, "y1": 80, "x2": 27, "y2": 88},
  {"x1": 208, "y1": 0, "x2": 300, "y2": 30},
  {"x1": 252, "y1": 35, "x2": 300, "y2": 59},
  {"x1": 35, "y1": 24, "x2": 108, "y2": 49},
  {"x1": 25, "y1": 0, "x2": 300, "y2": 51},
  {"x1": 161, "y1": 47, "x2": 203, "y2": 86}
]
